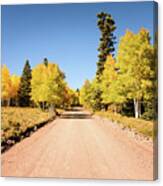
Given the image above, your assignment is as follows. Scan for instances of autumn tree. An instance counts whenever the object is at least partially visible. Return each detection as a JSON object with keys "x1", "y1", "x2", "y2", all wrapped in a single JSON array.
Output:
[
  {"x1": 61, "y1": 86, "x2": 74, "y2": 108},
  {"x1": 80, "y1": 79, "x2": 102, "y2": 111},
  {"x1": 117, "y1": 28, "x2": 155, "y2": 118},
  {"x1": 10, "y1": 75, "x2": 20, "y2": 105},
  {"x1": 73, "y1": 89, "x2": 80, "y2": 106},
  {"x1": 1, "y1": 64, "x2": 12, "y2": 106},
  {"x1": 61, "y1": 88, "x2": 80, "y2": 108},
  {"x1": 2, "y1": 65, "x2": 20, "y2": 106},
  {"x1": 96, "y1": 12, "x2": 116, "y2": 78},
  {"x1": 142, "y1": 32, "x2": 158, "y2": 120},
  {"x1": 18, "y1": 60, "x2": 32, "y2": 106},
  {"x1": 31, "y1": 61, "x2": 66, "y2": 110},
  {"x1": 80, "y1": 80, "x2": 93, "y2": 109},
  {"x1": 101, "y1": 55, "x2": 124, "y2": 111}
]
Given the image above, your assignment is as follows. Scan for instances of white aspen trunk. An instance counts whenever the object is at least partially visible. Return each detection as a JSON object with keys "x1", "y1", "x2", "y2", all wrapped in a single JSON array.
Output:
[
  {"x1": 42, "y1": 102, "x2": 45, "y2": 110},
  {"x1": 134, "y1": 98, "x2": 139, "y2": 118},
  {"x1": 134, "y1": 98, "x2": 141, "y2": 118},
  {"x1": 138, "y1": 101, "x2": 141, "y2": 118}
]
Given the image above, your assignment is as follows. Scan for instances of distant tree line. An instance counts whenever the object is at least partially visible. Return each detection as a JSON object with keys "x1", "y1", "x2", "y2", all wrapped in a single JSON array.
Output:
[{"x1": 2, "y1": 58, "x2": 80, "y2": 110}]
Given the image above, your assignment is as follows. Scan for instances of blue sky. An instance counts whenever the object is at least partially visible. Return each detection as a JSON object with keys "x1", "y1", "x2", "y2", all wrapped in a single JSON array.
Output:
[{"x1": 1, "y1": 1, "x2": 155, "y2": 89}]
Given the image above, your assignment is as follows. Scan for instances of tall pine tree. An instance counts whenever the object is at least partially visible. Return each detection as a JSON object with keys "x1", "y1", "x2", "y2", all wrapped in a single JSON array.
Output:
[
  {"x1": 43, "y1": 57, "x2": 48, "y2": 67},
  {"x1": 18, "y1": 60, "x2": 32, "y2": 106},
  {"x1": 93, "y1": 12, "x2": 116, "y2": 110},
  {"x1": 96, "y1": 12, "x2": 116, "y2": 78}
]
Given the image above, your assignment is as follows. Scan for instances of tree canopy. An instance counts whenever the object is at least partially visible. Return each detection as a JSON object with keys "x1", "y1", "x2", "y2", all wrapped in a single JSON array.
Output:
[
  {"x1": 80, "y1": 27, "x2": 157, "y2": 119},
  {"x1": 2, "y1": 65, "x2": 20, "y2": 106},
  {"x1": 116, "y1": 28, "x2": 155, "y2": 118},
  {"x1": 31, "y1": 61, "x2": 67, "y2": 108}
]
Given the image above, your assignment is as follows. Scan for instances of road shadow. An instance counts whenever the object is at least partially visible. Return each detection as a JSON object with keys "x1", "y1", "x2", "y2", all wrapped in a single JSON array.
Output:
[
  {"x1": 64, "y1": 107, "x2": 83, "y2": 112},
  {"x1": 60, "y1": 107, "x2": 93, "y2": 119},
  {"x1": 60, "y1": 113, "x2": 92, "y2": 119}
]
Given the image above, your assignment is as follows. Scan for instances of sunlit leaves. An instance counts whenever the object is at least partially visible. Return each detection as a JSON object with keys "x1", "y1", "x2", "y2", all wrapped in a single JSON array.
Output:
[
  {"x1": 1, "y1": 64, "x2": 12, "y2": 100},
  {"x1": 81, "y1": 27, "x2": 156, "y2": 119},
  {"x1": 10, "y1": 75, "x2": 20, "y2": 98},
  {"x1": 117, "y1": 28, "x2": 155, "y2": 102},
  {"x1": 1, "y1": 65, "x2": 20, "y2": 102},
  {"x1": 31, "y1": 62, "x2": 66, "y2": 107}
]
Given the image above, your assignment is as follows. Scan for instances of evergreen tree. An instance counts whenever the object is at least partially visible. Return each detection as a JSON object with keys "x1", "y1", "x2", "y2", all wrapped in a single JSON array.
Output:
[
  {"x1": 92, "y1": 12, "x2": 116, "y2": 111},
  {"x1": 18, "y1": 60, "x2": 32, "y2": 106},
  {"x1": 43, "y1": 58, "x2": 48, "y2": 67},
  {"x1": 96, "y1": 12, "x2": 116, "y2": 78}
]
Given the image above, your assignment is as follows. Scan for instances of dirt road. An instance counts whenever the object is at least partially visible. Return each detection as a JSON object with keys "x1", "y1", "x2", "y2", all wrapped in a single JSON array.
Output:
[{"x1": 1, "y1": 109, "x2": 155, "y2": 180}]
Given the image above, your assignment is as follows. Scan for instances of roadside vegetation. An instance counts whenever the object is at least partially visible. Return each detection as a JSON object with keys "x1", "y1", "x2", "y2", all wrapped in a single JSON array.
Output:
[
  {"x1": 1, "y1": 58, "x2": 80, "y2": 152},
  {"x1": 80, "y1": 12, "x2": 158, "y2": 139},
  {"x1": 1, "y1": 107, "x2": 51, "y2": 151},
  {"x1": 96, "y1": 111, "x2": 155, "y2": 139},
  {"x1": 1, "y1": 106, "x2": 70, "y2": 152},
  {"x1": 1, "y1": 11, "x2": 157, "y2": 152}
]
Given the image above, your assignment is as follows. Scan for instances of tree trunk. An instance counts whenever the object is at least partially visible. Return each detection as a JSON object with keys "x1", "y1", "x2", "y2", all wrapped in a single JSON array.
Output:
[
  {"x1": 138, "y1": 101, "x2": 141, "y2": 118},
  {"x1": 42, "y1": 102, "x2": 45, "y2": 110},
  {"x1": 16, "y1": 97, "x2": 19, "y2": 106},
  {"x1": 104, "y1": 104, "x2": 108, "y2": 111},
  {"x1": 7, "y1": 98, "x2": 11, "y2": 107},
  {"x1": 134, "y1": 98, "x2": 141, "y2": 118},
  {"x1": 1, "y1": 99, "x2": 4, "y2": 106},
  {"x1": 39, "y1": 102, "x2": 42, "y2": 110}
]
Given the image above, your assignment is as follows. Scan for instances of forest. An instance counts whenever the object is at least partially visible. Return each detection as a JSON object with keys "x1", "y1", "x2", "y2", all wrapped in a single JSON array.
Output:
[
  {"x1": 80, "y1": 12, "x2": 157, "y2": 121},
  {"x1": 1, "y1": 12, "x2": 157, "y2": 148}
]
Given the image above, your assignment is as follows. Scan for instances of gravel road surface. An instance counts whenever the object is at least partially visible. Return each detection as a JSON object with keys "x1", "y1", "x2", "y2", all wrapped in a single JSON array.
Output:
[{"x1": 1, "y1": 109, "x2": 155, "y2": 180}]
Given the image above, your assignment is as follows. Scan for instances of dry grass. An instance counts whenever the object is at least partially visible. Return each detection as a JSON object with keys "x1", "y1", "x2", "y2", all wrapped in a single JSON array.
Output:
[
  {"x1": 96, "y1": 111, "x2": 156, "y2": 139},
  {"x1": 1, "y1": 107, "x2": 51, "y2": 144}
]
